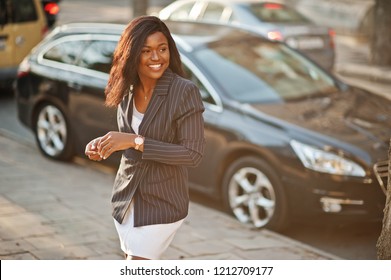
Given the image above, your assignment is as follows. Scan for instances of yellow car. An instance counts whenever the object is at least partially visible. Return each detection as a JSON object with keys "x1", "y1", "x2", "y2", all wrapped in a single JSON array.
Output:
[{"x1": 0, "y1": 0, "x2": 48, "y2": 89}]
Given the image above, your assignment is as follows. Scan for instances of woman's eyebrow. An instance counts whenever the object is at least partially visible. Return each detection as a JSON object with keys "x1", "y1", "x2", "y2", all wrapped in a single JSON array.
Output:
[{"x1": 143, "y1": 42, "x2": 168, "y2": 48}]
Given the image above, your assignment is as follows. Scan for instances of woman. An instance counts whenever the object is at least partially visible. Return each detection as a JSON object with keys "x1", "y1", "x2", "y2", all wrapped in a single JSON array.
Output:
[{"x1": 85, "y1": 16, "x2": 205, "y2": 260}]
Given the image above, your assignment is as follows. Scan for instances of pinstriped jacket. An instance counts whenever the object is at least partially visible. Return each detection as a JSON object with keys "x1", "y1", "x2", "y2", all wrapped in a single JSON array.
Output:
[{"x1": 111, "y1": 68, "x2": 205, "y2": 227}]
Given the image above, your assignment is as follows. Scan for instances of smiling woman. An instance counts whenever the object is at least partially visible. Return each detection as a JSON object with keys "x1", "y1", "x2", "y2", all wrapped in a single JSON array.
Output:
[{"x1": 84, "y1": 16, "x2": 206, "y2": 260}]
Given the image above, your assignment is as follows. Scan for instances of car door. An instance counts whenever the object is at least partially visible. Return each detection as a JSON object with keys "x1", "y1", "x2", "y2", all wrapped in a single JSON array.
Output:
[
  {"x1": 69, "y1": 36, "x2": 119, "y2": 154},
  {"x1": 0, "y1": 0, "x2": 46, "y2": 69}
]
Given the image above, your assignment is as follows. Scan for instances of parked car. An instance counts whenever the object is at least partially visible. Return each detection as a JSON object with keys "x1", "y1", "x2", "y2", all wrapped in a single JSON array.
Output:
[
  {"x1": 15, "y1": 21, "x2": 389, "y2": 231},
  {"x1": 159, "y1": 0, "x2": 335, "y2": 70},
  {"x1": 41, "y1": 0, "x2": 61, "y2": 28},
  {"x1": 0, "y1": 0, "x2": 48, "y2": 89}
]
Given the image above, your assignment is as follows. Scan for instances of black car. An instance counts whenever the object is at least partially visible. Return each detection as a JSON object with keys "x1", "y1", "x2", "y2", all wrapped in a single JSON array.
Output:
[{"x1": 15, "y1": 21, "x2": 390, "y2": 231}]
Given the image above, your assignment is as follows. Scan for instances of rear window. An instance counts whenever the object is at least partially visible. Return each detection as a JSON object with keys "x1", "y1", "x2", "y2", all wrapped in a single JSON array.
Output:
[
  {"x1": 43, "y1": 40, "x2": 87, "y2": 65},
  {"x1": 248, "y1": 3, "x2": 310, "y2": 23},
  {"x1": 76, "y1": 40, "x2": 117, "y2": 74},
  {"x1": 12, "y1": 0, "x2": 38, "y2": 23}
]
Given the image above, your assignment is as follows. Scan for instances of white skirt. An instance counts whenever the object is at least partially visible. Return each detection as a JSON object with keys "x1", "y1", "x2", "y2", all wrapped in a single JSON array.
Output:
[{"x1": 113, "y1": 200, "x2": 184, "y2": 260}]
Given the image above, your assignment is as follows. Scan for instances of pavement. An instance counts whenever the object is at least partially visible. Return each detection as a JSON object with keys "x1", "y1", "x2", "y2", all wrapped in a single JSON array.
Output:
[{"x1": 0, "y1": 130, "x2": 341, "y2": 260}]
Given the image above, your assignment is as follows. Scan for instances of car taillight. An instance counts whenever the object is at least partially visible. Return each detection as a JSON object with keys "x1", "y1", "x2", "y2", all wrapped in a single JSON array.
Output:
[
  {"x1": 44, "y1": 3, "x2": 60, "y2": 15},
  {"x1": 17, "y1": 58, "x2": 31, "y2": 78},
  {"x1": 263, "y1": 3, "x2": 283, "y2": 10},
  {"x1": 328, "y1": 28, "x2": 336, "y2": 49},
  {"x1": 267, "y1": 31, "x2": 283, "y2": 41}
]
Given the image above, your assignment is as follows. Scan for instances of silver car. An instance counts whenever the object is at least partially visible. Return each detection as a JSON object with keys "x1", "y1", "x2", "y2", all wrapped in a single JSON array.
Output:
[{"x1": 159, "y1": 0, "x2": 335, "y2": 70}]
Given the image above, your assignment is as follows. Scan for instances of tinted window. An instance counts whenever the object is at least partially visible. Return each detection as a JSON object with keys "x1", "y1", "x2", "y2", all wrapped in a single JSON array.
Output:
[
  {"x1": 77, "y1": 40, "x2": 117, "y2": 74},
  {"x1": 194, "y1": 36, "x2": 336, "y2": 103},
  {"x1": 0, "y1": 0, "x2": 7, "y2": 25},
  {"x1": 248, "y1": 3, "x2": 310, "y2": 23},
  {"x1": 12, "y1": 0, "x2": 38, "y2": 23},
  {"x1": 168, "y1": 2, "x2": 195, "y2": 20},
  {"x1": 43, "y1": 40, "x2": 87, "y2": 65}
]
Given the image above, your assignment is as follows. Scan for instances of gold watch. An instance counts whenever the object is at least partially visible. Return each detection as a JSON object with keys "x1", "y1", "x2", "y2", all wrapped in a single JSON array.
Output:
[{"x1": 134, "y1": 135, "x2": 144, "y2": 150}]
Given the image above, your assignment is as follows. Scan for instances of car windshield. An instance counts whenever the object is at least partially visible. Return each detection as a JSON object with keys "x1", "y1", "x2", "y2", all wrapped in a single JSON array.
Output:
[
  {"x1": 247, "y1": 2, "x2": 310, "y2": 23},
  {"x1": 193, "y1": 35, "x2": 337, "y2": 103}
]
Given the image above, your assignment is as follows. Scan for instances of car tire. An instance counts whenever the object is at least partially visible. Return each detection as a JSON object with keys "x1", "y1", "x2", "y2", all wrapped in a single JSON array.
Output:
[
  {"x1": 34, "y1": 103, "x2": 74, "y2": 161},
  {"x1": 222, "y1": 156, "x2": 289, "y2": 231}
]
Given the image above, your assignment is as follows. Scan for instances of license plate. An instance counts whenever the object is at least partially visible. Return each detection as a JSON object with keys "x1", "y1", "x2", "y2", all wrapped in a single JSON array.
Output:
[{"x1": 298, "y1": 37, "x2": 324, "y2": 50}]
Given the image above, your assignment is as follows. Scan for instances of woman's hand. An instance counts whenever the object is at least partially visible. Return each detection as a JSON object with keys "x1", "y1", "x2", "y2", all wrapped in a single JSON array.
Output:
[
  {"x1": 85, "y1": 137, "x2": 103, "y2": 161},
  {"x1": 97, "y1": 131, "x2": 135, "y2": 159}
]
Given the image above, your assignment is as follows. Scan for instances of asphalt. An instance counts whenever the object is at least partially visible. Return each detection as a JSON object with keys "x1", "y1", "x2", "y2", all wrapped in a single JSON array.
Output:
[{"x1": 1, "y1": 2, "x2": 390, "y2": 261}]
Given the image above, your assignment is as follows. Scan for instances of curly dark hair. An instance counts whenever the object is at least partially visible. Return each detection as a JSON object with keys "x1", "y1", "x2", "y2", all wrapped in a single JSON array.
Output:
[{"x1": 105, "y1": 16, "x2": 184, "y2": 107}]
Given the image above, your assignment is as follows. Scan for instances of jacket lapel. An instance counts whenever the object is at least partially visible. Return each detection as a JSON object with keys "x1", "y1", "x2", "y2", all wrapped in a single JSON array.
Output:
[{"x1": 138, "y1": 69, "x2": 174, "y2": 135}]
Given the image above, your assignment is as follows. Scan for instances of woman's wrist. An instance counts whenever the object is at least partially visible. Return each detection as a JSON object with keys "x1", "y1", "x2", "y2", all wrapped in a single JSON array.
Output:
[{"x1": 133, "y1": 134, "x2": 145, "y2": 151}]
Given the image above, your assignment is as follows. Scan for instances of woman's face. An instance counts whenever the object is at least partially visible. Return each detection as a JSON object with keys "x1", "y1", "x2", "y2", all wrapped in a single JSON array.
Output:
[{"x1": 138, "y1": 31, "x2": 170, "y2": 82}]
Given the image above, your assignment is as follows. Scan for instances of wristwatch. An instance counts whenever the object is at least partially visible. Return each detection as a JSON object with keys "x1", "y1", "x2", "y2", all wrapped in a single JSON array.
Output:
[{"x1": 134, "y1": 135, "x2": 144, "y2": 150}]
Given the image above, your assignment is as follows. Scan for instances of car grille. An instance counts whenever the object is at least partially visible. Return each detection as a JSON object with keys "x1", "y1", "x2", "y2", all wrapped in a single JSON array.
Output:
[{"x1": 373, "y1": 160, "x2": 389, "y2": 195}]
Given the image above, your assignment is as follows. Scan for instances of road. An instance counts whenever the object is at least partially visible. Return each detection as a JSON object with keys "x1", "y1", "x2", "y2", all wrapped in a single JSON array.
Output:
[{"x1": 0, "y1": 0, "x2": 385, "y2": 260}]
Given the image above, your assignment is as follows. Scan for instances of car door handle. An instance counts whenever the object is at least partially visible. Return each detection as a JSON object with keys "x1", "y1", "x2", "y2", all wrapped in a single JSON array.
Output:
[{"x1": 67, "y1": 81, "x2": 82, "y2": 91}]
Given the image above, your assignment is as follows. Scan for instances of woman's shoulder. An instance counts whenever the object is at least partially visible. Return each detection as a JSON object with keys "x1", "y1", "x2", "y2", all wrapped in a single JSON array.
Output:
[{"x1": 171, "y1": 72, "x2": 198, "y2": 92}]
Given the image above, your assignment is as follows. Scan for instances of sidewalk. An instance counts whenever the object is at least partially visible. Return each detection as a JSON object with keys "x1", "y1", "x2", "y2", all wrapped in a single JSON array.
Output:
[
  {"x1": 333, "y1": 34, "x2": 391, "y2": 100},
  {"x1": 0, "y1": 131, "x2": 339, "y2": 260}
]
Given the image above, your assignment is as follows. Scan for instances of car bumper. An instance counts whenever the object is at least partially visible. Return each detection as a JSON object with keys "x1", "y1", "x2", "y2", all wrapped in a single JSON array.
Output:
[{"x1": 283, "y1": 173, "x2": 385, "y2": 221}]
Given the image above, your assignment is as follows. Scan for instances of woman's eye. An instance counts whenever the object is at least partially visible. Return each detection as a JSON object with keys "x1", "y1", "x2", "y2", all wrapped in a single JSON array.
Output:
[{"x1": 142, "y1": 49, "x2": 150, "y2": 54}]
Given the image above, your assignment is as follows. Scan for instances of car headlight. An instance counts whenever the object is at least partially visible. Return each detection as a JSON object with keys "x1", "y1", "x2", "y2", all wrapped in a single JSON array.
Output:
[{"x1": 290, "y1": 140, "x2": 366, "y2": 177}]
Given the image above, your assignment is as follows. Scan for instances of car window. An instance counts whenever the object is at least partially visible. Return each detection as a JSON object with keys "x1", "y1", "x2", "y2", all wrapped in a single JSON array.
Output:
[
  {"x1": 43, "y1": 40, "x2": 87, "y2": 65},
  {"x1": 76, "y1": 40, "x2": 117, "y2": 74},
  {"x1": 183, "y1": 63, "x2": 216, "y2": 105},
  {"x1": 194, "y1": 36, "x2": 336, "y2": 103},
  {"x1": 248, "y1": 3, "x2": 310, "y2": 23},
  {"x1": 0, "y1": 0, "x2": 7, "y2": 25},
  {"x1": 168, "y1": 2, "x2": 195, "y2": 20},
  {"x1": 11, "y1": 0, "x2": 38, "y2": 23},
  {"x1": 200, "y1": 2, "x2": 225, "y2": 22}
]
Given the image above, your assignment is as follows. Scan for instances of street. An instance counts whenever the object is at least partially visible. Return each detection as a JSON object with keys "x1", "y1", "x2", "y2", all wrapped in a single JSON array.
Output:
[{"x1": 0, "y1": 0, "x2": 388, "y2": 260}]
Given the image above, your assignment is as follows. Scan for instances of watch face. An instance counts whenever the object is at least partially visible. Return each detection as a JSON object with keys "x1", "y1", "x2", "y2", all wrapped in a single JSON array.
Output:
[{"x1": 135, "y1": 136, "x2": 144, "y2": 145}]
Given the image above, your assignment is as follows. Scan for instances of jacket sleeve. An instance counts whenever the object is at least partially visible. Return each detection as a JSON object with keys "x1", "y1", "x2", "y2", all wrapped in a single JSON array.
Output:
[{"x1": 141, "y1": 82, "x2": 205, "y2": 167}]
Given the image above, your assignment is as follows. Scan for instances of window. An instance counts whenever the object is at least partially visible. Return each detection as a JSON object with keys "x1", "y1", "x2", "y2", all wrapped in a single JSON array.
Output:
[
  {"x1": 168, "y1": 2, "x2": 195, "y2": 20},
  {"x1": 77, "y1": 40, "x2": 117, "y2": 74},
  {"x1": 183, "y1": 64, "x2": 215, "y2": 105},
  {"x1": 194, "y1": 36, "x2": 335, "y2": 103},
  {"x1": 11, "y1": 0, "x2": 38, "y2": 23},
  {"x1": 200, "y1": 2, "x2": 225, "y2": 22},
  {"x1": 43, "y1": 40, "x2": 87, "y2": 65}
]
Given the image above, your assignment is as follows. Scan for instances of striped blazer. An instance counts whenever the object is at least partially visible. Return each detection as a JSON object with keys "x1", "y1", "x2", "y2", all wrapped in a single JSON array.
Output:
[{"x1": 111, "y1": 68, "x2": 205, "y2": 227}]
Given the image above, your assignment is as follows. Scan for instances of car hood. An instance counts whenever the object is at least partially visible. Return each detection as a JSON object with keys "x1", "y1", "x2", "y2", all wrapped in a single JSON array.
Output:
[{"x1": 251, "y1": 87, "x2": 391, "y2": 160}]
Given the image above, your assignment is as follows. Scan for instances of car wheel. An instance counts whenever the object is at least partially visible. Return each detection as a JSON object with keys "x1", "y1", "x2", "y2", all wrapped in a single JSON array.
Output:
[
  {"x1": 34, "y1": 103, "x2": 74, "y2": 161},
  {"x1": 222, "y1": 156, "x2": 289, "y2": 231}
]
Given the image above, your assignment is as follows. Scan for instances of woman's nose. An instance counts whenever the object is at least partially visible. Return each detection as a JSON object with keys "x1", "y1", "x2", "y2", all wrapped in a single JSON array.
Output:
[{"x1": 151, "y1": 50, "x2": 159, "y2": 60}]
